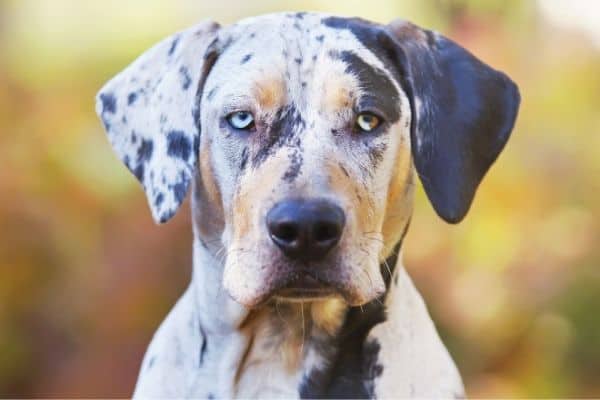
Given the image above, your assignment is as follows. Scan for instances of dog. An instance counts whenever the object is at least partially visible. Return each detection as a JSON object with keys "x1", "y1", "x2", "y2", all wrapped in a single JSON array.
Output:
[{"x1": 96, "y1": 12, "x2": 519, "y2": 398}]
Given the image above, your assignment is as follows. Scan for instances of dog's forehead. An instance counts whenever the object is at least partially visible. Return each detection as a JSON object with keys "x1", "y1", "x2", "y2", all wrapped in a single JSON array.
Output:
[
  {"x1": 205, "y1": 13, "x2": 398, "y2": 113},
  {"x1": 228, "y1": 13, "x2": 384, "y2": 65}
]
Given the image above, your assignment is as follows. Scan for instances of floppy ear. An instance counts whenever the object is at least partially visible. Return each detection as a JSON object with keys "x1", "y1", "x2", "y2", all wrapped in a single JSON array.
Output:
[
  {"x1": 386, "y1": 20, "x2": 520, "y2": 223},
  {"x1": 96, "y1": 20, "x2": 220, "y2": 223}
]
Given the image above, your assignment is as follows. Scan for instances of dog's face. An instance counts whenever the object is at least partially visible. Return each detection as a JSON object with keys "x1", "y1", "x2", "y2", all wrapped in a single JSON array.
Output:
[
  {"x1": 97, "y1": 13, "x2": 519, "y2": 308},
  {"x1": 199, "y1": 15, "x2": 412, "y2": 306}
]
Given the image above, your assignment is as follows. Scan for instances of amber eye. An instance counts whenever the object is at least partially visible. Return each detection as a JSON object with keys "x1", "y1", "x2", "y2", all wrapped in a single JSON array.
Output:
[
  {"x1": 227, "y1": 111, "x2": 255, "y2": 130},
  {"x1": 356, "y1": 113, "x2": 381, "y2": 132}
]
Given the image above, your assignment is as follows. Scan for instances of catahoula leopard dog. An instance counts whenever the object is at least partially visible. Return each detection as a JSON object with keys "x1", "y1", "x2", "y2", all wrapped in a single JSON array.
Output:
[{"x1": 96, "y1": 12, "x2": 519, "y2": 399}]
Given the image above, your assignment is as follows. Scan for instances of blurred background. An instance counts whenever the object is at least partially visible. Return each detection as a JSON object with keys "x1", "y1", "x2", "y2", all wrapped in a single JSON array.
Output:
[{"x1": 0, "y1": 0, "x2": 599, "y2": 397}]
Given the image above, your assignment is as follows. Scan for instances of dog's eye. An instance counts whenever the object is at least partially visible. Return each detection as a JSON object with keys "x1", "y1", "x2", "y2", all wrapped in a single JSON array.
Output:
[
  {"x1": 227, "y1": 111, "x2": 255, "y2": 130},
  {"x1": 356, "y1": 113, "x2": 381, "y2": 132}
]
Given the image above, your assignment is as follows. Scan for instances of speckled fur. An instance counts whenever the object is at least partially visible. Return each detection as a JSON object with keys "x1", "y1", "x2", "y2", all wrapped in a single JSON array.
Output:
[{"x1": 96, "y1": 11, "x2": 520, "y2": 399}]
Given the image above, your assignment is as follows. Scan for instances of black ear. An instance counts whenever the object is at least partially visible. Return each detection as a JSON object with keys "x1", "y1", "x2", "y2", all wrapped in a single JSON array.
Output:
[
  {"x1": 387, "y1": 20, "x2": 520, "y2": 223},
  {"x1": 96, "y1": 20, "x2": 220, "y2": 223}
]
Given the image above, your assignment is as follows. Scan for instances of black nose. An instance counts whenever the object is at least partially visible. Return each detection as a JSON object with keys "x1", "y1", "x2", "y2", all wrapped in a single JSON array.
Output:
[{"x1": 266, "y1": 198, "x2": 345, "y2": 262}]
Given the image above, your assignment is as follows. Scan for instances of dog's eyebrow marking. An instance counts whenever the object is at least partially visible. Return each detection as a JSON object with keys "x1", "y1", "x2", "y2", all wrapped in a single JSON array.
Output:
[
  {"x1": 167, "y1": 130, "x2": 192, "y2": 161},
  {"x1": 334, "y1": 50, "x2": 401, "y2": 123},
  {"x1": 253, "y1": 77, "x2": 286, "y2": 109}
]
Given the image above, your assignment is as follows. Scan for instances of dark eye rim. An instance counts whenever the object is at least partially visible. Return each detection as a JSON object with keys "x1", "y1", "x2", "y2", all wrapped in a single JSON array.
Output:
[
  {"x1": 226, "y1": 111, "x2": 256, "y2": 131},
  {"x1": 354, "y1": 111, "x2": 385, "y2": 133}
]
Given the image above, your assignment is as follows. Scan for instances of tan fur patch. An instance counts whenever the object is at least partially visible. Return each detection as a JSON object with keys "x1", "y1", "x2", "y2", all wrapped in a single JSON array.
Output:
[
  {"x1": 310, "y1": 298, "x2": 346, "y2": 336},
  {"x1": 381, "y1": 138, "x2": 414, "y2": 257},
  {"x1": 322, "y1": 73, "x2": 355, "y2": 112},
  {"x1": 196, "y1": 141, "x2": 225, "y2": 238},
  {"x1": 232, "y1": 151, "x2": 288, "y2": 240},
  {"x1": 252, "y1": 75, "x2": 287, "y2": 110}
]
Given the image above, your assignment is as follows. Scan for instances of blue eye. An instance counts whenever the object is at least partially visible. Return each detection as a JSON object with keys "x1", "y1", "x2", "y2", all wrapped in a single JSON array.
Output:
[{"x1": 227, "y1": 111, "x2": 255, "y2": 130}]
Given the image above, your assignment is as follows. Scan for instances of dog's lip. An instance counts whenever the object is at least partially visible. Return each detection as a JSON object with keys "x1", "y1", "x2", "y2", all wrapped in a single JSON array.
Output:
[{"x1": 275, "y1": 273, "x2": 336, "y2": 300}]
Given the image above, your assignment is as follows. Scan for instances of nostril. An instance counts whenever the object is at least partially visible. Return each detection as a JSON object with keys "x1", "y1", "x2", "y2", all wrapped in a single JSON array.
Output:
[
  {"x1": 313, "y1": 222, "x2": 340, "y2": 243},
  {"x1": 267, "y1": 198, "x2": 345, "y2": 261},
  {"x1": 274, "y1": 222, "x2": 299, "y2": 243}
]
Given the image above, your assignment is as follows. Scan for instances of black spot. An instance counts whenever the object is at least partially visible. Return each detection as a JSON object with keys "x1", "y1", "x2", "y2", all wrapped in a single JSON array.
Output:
[
  {"x1": 241, "y1": 53, "x2": 253, "y2": 64},
  {"x1": 322, "y1": 16, "x2": 406, "y2": 87},
  {"x1": 295, "y1": 12, "x2": 307, "y2": 19},
  {"x1": 172, "y1": 181, "x2": 187, "y2": 204},
  {"x1": 207, "y1": 394, "x2": 214, "y2": 400},
  {"x1": 99, "y1": 92, "x2": 116, "y2": 114},
  {"x1": 367, "y1": 141, "x2": 387, "y2": 168},
  {"x1": 131, "y1": 133, "x2": 137, "y2": 143},
  {"x1": 252, "y1": 105, "x2": 306, "y2": 168},
  {"x1": 199, "y1": 335, "x2": 207, "y2": 366},
  {"x1": 158, "y1": 208, "x2": 175, "y2": 224},
  {"x1": 315, "y1": 34, "x2": 325, "y2": 42},
  {"x1": 133, "y1": 164, "x2": 145, "y2": 181},
  {"x1": 294, "y1": 57, "x2": 303, "y2": 65},
  {"x1": 192, "y1": 106, "x2": 201, "y2": 130},
  {"x1": 168, "y1": 36, "x2": 180, "y2": 56},
  {"x1": 239, "y1": 147, "x2": 249, "y2": 170},
  {"x1": 122, "y1": 115, "x2": 128, "y2": 124},
  {"x1": 298, "y1": 229, "x2": 409, "y2": 399},
  {"x1": 301, "y1": 81, "x2": 307, "y2": 88},
  {"x1": 147, "y1": 356, "x2": 156, "y2": 370},
  {"x1": 282, "y1": 148, "x2": 303, "y2": 182},
  {"x1": 193, "y1": 135, "x2": 200, "y2": 158},
  {"x1": 206, "y1": 86, "x2": 218, "y2": 101},
  {"x1": 339, "y1": 163, "x2": 349, "y2": 177},
  {"x1": 137, "y1": 138, "x2": 154, "y2": 163},
  {"x1": 179, "y1": 66, "x2": 192, "y2": 90},
  {"x1": 127, "y1": 91, "x2": 138, "y2": 105},
  {"x1": 167, "y1": 130, "x2": 192, "y2": 161},
  {"x1": 154, "y1": 193, "x2": 164, "y2": 208},
  {"x1": 336, "y1": 50, "x2": 401, "y2": 123}
]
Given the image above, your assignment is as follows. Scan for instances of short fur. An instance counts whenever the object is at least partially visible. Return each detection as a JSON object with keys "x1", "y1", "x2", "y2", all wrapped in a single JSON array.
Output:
[{"x1": 96, "y1": 12, "x2": 519, "y2": 398}]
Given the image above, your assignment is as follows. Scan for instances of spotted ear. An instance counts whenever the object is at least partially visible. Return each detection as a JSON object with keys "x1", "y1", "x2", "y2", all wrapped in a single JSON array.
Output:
[
  {"x1": 96, "y1": 21, "x2": 220, "y2": 223},
  {"x1": 386, "y1": 20, "x2": 520, "y2": 223}
]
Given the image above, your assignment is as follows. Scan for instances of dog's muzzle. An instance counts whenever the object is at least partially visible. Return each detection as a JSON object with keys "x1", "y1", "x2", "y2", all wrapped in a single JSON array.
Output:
[{"x1": 266, "y1": 198, "x2": 345, "y2": 300}]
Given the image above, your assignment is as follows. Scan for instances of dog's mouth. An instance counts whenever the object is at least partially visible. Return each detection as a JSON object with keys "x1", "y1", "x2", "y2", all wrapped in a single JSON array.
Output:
[{"x1": 274, "y1": 272, "x2": 338, "y2": 302}]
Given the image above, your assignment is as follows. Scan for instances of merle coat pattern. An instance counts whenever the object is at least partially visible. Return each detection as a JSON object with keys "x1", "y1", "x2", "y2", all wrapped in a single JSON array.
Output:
[{"x1": 96, "y1": 12, "x2": 519, "y2": 399}]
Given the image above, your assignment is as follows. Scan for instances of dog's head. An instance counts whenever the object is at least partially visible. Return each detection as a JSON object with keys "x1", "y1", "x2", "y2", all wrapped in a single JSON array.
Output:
[{"x1": 97, "y1": 13, "x2": 519, "y2": 307}]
